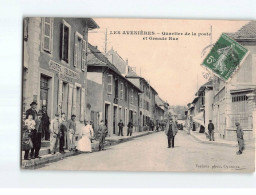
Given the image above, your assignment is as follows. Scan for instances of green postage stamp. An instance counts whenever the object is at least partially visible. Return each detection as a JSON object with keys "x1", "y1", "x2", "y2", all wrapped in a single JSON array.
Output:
[{"x1": 202, "y1": 33, "x2": 249, "y2": 81}]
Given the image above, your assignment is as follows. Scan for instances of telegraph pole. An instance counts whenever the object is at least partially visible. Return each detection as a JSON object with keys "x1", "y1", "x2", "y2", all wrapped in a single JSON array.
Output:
[{"x1": 104, "y1": 28, "x2": 107, "y2": 54}]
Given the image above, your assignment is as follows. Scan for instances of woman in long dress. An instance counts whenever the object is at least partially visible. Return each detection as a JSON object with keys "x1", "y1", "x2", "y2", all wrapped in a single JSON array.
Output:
[{"x1": 77, "y1": 120, "x2": 94, "y2": 152}]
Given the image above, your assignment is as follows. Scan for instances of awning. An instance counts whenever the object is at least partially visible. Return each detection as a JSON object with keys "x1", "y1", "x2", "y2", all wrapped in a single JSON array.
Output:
[{"x1": 192, "y1": 112, "x2": 204, "y2": 127}]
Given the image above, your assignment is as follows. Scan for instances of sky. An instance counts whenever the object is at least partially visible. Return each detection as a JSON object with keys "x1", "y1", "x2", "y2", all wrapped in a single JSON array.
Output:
[{"x1": 88, "y1": 18, "x2": 249, "y2": 106}]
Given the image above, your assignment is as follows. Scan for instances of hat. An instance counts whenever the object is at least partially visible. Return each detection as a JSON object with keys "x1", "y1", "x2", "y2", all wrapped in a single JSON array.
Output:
[
  {"x1": 30, "y1": 101, "x2": 37, "y2": 106},
  {"x1": 55, "y1": 113, "x2": 60, "y2": 117},
  {"x1": 235, "y1": 122, "x2": 240, "y2": 126},
  {"x1": 71, "y1": 114, "x2": 76, "y2": 118}
]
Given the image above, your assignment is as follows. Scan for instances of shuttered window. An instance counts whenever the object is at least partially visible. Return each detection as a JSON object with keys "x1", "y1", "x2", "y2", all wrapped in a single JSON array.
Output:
[
  {"x1": 61, "y1": 20, "x2": 70, "y2": 63},
  {"x1": 42, "y1": 17, "x2": 53, "y2": 53},
  {"x1": 82, "y1": 40, "x2": 86, "y2": 71},
  {"x1": 131, "y1": 89, "x2": 134, "y2": 104},
  {"x1": 120, "y1": 82, "x2": 124, "y2": 99},
  {"x1": 107, "y1": 75, "x2": 112, "y2": 94}
]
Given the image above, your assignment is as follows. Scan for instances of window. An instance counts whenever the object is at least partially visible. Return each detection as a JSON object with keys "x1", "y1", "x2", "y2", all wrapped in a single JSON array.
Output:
[
  {"x1": 74, "y1": 32, "x2": 83, "y2": 69},
  {"x1": 120, "y1": 82, "x2": 124, "y2": 100},
  {"x1": 124, "y1": 85, "x2": 128, "y2": 102},
  {"x1": 42, "y1": 17, "x2": 53, "y2": 53},
  {"x1": 131, "y1": 89, "x2": 134, "y2": 104},
  {"x1": 107, "y1": 75, "x2": 112, "y2": 94},
  {"x1": 61, "y1": 20, "x2": 70, "y2": 63},
  {"x1": 140, "y1": 97, "x2": 142, "y2": 108}
]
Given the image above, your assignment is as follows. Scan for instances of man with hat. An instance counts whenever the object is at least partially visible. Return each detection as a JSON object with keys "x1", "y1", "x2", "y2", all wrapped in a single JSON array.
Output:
[
  {"x1": 26, "y1": 101, "x2": 38, "y2": 120},
  {"x1": 31, "y1": 111, "x2": 43, "y2": 159},
  {"x1": 235, "y1": 122, "x2": 244, "y2": 155},
  {"x1": 50, "y1": 113, "x2": 60, "y2": 154}
]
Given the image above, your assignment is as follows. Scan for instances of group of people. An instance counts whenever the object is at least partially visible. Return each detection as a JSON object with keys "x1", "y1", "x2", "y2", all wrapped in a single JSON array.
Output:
[
  {"x1": 117, "y1": 120, "x2": 134, "y2": 136},
  {"x1": 207, "y1": 120, "x2": 245, "y2": 155},
  {"x1": 22, "y1": 102, "x2": 109, "y2": 160}
]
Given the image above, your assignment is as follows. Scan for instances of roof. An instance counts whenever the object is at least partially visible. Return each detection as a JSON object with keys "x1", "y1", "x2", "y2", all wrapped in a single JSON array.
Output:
[
  {"x1": 87, "y1": 43, "x2": 142, "y2": 93},
  {"x1": 88, "y1": 43, "x2": 121, "y2": 74},
  {"x1": 226, "y1": 21, "x2": 256, "y2": 40},
  {"x1": 83, "y1": 18, "x2": 99, "y2": 30},
  {"x1": 155, "y1": 95, "x2": 165, "y2": 107},
  {"x1": 195, "y1": 80, "x2": 213, "y2": 96},
  {"x1": 126, "y1": 72, "x2": 158, "y2": 95}
]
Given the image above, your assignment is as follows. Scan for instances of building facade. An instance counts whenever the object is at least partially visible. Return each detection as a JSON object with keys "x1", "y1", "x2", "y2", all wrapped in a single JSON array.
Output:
[
  {"x1": 87, "y1": 44, "x2": 142, "y2": 136},
  {"x1": 212, "y1": 21, "x2": 256, "y2": 140},
  {"x1": 23, "y1": 17, "x2": 98, "y2": 126}
]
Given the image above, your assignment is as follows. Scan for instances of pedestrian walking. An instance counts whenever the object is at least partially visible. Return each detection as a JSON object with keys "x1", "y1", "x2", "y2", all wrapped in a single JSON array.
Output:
[
  {"x1": 165, "y1": 119, "x2": 178, "y2": 148},
  {"x1": 59, "y1": 113, "x2": 67, "y2": 154},
  {"x1": 67, "y1": 115, "x2": 77, "y2": 151},
  {"x1": 127, "y1": 121, "x2": 134, "y2": 136},
  {"x1": 41, "y1": 105, "x2": 50, "y2": 141},
  {"x1": 208, "y1": 120, "x2": 215, "y2": 141},
  {"x1": 235, "y1": 122, "x2": 244, "y2": 155},
  {"x1": 25, "y1": 101, "x2": 38, "y2": 120},
  {"x1": 50, "y1": 114, "x2": 60, "y2": 155},
  {"x1": 77, "y1": 120, "x2": 94, "y2": 153},
  {"x1": 118, "y1": 120, "x2": 124, "y2": 136},
  {"x1": 30, "y1": 111, "x2": 43, "y2": 159},
  {"x1": 98, "y1": 120, "x2": 108, "y2": 151}
]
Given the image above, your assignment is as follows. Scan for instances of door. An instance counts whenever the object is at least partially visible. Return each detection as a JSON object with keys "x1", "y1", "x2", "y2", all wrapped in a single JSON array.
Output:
[
  {"x1": 76, "y1": 87, "x2": 81, "y2": 120},
  {"x1": 113, "y1": 106, "x2": 117, "y2": 134},
  {"x1": 40, "y1": 74, "x2": 49, "y2": 110},
  {"x1": 62, "y1": 82, "x2": 68, "y2": 115},
  {"x1": 105, "y1": 104, "x2": 109, "y2": 127}
]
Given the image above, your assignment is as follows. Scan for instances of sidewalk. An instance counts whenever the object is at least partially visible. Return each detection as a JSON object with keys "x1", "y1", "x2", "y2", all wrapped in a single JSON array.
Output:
[
  {"x1": 186, "y1": 128, "x2": 255, "y2": 149},
  {"x1": 21, "y1": 130, "x2": 157, "y2": 169}
]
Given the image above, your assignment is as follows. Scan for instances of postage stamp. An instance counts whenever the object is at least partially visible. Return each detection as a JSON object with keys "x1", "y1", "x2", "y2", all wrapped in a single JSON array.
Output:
[{"x1": 201, "y1": 33, "x2": 249, "y2": 81}]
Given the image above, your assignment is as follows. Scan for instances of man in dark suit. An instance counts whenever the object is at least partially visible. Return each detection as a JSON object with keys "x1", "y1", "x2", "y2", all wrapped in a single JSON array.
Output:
[
  {"x1": 118, "y1": 120, "x2": 124, "y2": 136},
  {"x1": 165, "y1": 118, "x2": 178, "y2": 148},
  {"x1": 25, "y1": 101, "x2": 38, "y2": 120},
  {"x1": 41, "y1": 105, "x2": 50, "y2": 140}
]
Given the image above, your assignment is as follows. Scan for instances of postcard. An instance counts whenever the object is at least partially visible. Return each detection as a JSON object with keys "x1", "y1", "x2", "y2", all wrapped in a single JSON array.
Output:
[{"x1": 21, "y1": 18, "x2": 255, "y2": 172}]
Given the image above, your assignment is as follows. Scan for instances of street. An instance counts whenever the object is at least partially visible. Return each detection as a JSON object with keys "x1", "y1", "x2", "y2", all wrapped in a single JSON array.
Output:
[{"x1": 38, "y1": 131, "x2": 255, "y2": 172}]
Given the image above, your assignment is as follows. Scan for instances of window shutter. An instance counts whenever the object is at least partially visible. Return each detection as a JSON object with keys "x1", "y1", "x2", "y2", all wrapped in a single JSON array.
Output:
[
  {"x1": 82, "y1": 39, "x2": 86, "y2": 71},
  {"x1": 61, "y1": 23, "x2": 65, "y2": 60},
  {"x1": 74, "y1": 34, "x2": 78, "y2": 67},
  {"x1": 107, "y1": 75, "x2": 112, "y2": 94},
  {"x1": 42, "y1": 18, "x2": 52, "y2": 53},
  {"x1": 120, "y1": 83, "x2": 123, "y2": 99}
]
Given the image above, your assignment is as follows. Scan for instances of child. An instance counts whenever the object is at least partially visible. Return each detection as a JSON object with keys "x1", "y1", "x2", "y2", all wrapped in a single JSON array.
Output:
[{"x1": 24, "y1": 114, "x2": 36, "y2": 132}]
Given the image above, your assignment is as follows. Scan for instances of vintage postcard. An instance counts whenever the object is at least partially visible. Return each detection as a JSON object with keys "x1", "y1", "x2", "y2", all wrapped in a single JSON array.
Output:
[{"x1": 21, "y1": 18, "x2": 256, "y2": 172}]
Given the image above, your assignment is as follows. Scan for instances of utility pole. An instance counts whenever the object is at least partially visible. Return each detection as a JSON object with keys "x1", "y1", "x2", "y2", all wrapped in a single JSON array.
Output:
[{"x1": 104, "y1": 28, "x2": 107, "y2": 54}]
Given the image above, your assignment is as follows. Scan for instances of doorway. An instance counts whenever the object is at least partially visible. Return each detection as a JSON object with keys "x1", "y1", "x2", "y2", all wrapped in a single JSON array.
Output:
[
  {"x1": 40, "y1": 74, "x2": 49, "y2": 111},
  {"x1": 113, "y1": 106, "x2": 117, "y2": 134}
]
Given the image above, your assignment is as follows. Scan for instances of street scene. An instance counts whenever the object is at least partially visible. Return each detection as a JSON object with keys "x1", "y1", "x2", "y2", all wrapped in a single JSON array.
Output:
[{"x1": 21, "y1": 18, "x2": 255, "y2": 172}]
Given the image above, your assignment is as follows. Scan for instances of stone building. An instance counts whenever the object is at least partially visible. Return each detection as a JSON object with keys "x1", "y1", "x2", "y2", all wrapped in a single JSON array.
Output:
[
  {"x1": 23, "y1": 17, "x2": 98, "y2": 124},
  {"x1": 87, "y1": 44, "x2": 142, "y2": 136}
]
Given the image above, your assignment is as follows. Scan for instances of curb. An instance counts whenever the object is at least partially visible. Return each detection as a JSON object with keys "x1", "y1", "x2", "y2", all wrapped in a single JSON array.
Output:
[{"x1": 21, "y1": 131, "x2": 156, "y2": 169}]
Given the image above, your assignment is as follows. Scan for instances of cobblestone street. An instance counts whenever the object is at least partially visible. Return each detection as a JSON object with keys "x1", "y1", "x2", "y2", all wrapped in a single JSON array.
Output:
[{"x1": 38, "y1": 131, "x2": 255, "y2": 172}]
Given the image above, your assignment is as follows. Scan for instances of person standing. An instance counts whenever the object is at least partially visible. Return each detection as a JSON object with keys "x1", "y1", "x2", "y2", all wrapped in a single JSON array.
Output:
[
  {"x1": 59, "y1": 113, "x2": 67, "y2": 154},
  {"x1": 98, "y1": 120, "x2": 108, "y2": 151},
  {"x1": 118, "y1": 120, "x2": 124, "y2": 136},
  {"x1": 165, "y1": 119, "x2": 178, "y2": 148},
  {"x1": 23, "y1": 116, "x2": 35, "y2": 160},
  {"x1": 67, "y1": 115, "x2": 77, "y2": 151},
  {"x1": 77, "y1": 120, "x2": 94, "y2": 152},
  {"x1": 89, "y1": 121, "x2": 94, "y2": 143},
  {"x1": 235, "y1": 122, "x2": 244, "y2": 155},
  {"x1": 50, "y1": 114, "x2": 60, "y2": 155},
  {"x1": 208, "y1": 120, "x2": 215, "y2": 141},
  {"x1": 41, "y1": 105, "x2": 50, "y2": 141},
  {"x1": 25, "y1": 101, "x2": 38, "y2": 120},
  {"x1": 127, "y1": 121, "x2": 134, "y2": 136},
  {"x1": 31, "y1": 111, "x2": 43, "y2": 159}
]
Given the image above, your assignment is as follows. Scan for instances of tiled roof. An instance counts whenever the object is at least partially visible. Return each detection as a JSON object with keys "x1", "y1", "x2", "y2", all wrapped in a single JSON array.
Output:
[
  {"x1": 88, "y1": 43, "x2": 142, "y2": 93},
  {"x1": 226, "y1": 21, "x2": 256, "y2": 40},
  {"x1": 87, "y1": 43, "x2": 121, "y2": 74},
  {"x1": 126, "y1": 70, "x2": 139, "y2": 77},
  {"x1": 155, "y1": 95, "x2": 164, "y2": 106}
]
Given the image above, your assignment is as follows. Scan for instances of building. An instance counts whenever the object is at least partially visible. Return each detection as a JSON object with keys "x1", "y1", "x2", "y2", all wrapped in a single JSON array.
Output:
[
  {"x1": 87, "y1": 44, "x2": 142, "y2": 136},
  {"x1": 107, "y1": 48, "x2": 158, "y2": 131},
  {"x1": 126, "y1": 69, "x2": 158, "y2": 131},
  {"x1": 191, "y1": 81, "x2": 214, "y2": 132},
  {"x1": 212, "y1": 21, "x2": 256, "y2": 140},
  {"x1": 23, "y1": 17, "x2": 98, "y2": 128},
  {"x1": 155, "y1": 95, "x2": 165, "y2": 123}
]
